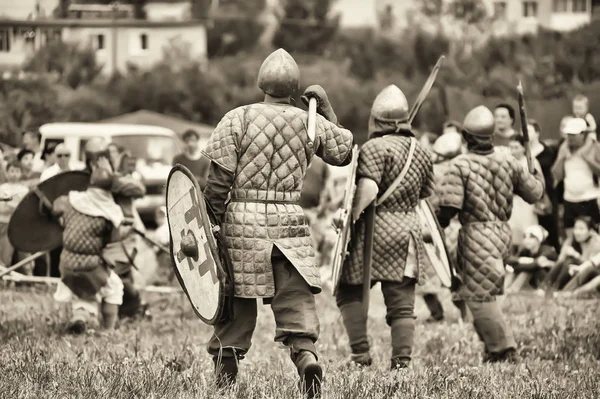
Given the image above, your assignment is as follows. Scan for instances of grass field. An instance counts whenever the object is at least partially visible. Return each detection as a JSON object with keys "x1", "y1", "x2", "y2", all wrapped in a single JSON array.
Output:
[{"x1": 0, "y1": 283, "x2": 598, "y2": 399}]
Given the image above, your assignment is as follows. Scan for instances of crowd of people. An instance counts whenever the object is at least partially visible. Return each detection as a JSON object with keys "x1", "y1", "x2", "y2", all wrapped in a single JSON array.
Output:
[{"x1": 415, "y1": 95, "x2": 600, "y2": 302}]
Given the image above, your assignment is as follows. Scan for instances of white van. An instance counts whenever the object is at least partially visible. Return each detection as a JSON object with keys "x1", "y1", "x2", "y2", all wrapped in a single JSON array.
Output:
[{"x1": 39, "y1": 123, "x2": 182, "y2": 225}]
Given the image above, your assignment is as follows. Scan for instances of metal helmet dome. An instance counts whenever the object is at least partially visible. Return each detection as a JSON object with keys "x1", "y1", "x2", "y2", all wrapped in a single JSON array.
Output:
[{"x1": 257, "y1": 48, "x2": 300, "y2": 98}]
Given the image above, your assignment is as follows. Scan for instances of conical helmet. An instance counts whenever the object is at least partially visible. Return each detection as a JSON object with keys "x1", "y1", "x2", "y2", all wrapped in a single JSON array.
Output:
[
  {"x1": 257, "y1": 48, "x2": 300, "y2": 98},
  {"x1": 462, "y1": 105, "x2": 495, "y2": 137},
  {"x1": 370, "y1": 85, "x2": 409, "y2": 122}
]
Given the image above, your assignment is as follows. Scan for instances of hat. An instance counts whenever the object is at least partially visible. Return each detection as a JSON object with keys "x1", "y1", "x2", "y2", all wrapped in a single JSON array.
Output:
[
  {"x1": 563, "y1": 117, "x2": 587, "y2": 135},
  {"x1": 433, "y1": 131, "x2": 462, "y2": 158},
  {"x1": 525, "y1": 225, "x2": 548, "y2": 243}
]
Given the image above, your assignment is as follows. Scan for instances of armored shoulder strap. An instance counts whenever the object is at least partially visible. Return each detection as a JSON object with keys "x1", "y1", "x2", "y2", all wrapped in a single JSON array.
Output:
[{"x1": 375, "y1": 137, "x2": 417, "y2": 206}]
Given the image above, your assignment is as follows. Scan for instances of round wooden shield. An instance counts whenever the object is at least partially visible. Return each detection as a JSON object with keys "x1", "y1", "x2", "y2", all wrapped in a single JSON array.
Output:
[
  {"x1": 417, "y1": 200, "x2": 454, "y2": 288},
  {"x1": 8, "y1": 171, "x2": 91, "y2": 253},
  {"x1": 166, "y1": 164, "x2": 223, "y2": 325}
]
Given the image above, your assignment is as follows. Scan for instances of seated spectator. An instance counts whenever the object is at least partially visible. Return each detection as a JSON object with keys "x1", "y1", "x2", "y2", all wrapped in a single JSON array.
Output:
[
  {"x1": 108, "y1": 143, "x2": 124, "y2": 171},
  {"x1": 0, "y1": 162, "x2": 30, "y2": 270},
  {"x1": 40, "y1": 144, "x2": 73, "y2": 182},
  {"x1": 544, "y1": 216, "x2": 600, "y2": 292},
  {"x1": 17, "y1": 149, "x2": 41, "y2": 188},
  {"x1": 505, "y1": 225, "x2": 557, "y2": 293},
  {"x1": 508, "y1": 134, "x2": 545, "y2": 245}
]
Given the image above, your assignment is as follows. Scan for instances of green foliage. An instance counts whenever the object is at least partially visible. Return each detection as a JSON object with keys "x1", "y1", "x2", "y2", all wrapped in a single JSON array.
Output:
[
  {"x1": 23, "y1": 42, "x2": 103, "y2": 89},
  {"x1": 272, "y1": 0, "x2": 339, "y2": 54},
  {"x1": 0, "y1": 78, "x2": 58, "y2": 146}
]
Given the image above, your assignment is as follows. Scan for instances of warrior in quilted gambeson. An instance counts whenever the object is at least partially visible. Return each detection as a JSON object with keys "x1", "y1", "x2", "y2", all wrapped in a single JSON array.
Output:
[
  {"x1": 418, "y1": 128, "x2": 466, "y2": 323},
  {"x1": 52, "y1": 164, "x2": 126, "y2": 334},
  {"x1": 335, "y1": 85, "x2": 435, "y2": 370},
  {"x1": 84, "y1": 139, "x2": 149, "y2": 320},
  {"x1": 436, "y1": 105, "x2": 545, "y2": 363},
  {"x1": 201, "y1": 48, "x2": 353, "y2": 397}
]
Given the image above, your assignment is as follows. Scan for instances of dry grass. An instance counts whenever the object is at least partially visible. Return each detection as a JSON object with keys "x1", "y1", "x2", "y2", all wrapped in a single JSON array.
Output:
[{"x1": 0, "y1": 283, "x2": 598, "y2": 399}]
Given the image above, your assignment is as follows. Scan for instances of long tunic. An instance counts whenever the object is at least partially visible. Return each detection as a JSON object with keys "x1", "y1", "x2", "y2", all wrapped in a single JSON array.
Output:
[
  {"x1": 341, "y1": 134, "x2": 435, "y2": 285},
  {"x1": 202, "y1": 102, "x2": 353, "y2": 298},
  {"x1": 438, "y1": 150, "x2": 545, "y2": 301}
]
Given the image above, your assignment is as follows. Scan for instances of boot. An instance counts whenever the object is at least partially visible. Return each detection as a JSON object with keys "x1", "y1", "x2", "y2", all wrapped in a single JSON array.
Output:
[
  {"x1": 390, "y1": 357, "x2": 410, "y2": 370},
  {"x1": 423, "y1": 294, "x2": 444, "y2": 322},
  {"x1": 213, "y1": 356, "x2": 238, "y2": 389},
  {"x1": 485, "y1": 348, "x2": 520, "y2": 364},
  {"x1": 350, "y1": 352, "x2": 373, "y2": 367},
  {"x1": 390, "y1": 318, "x2": 414, "y2": 370},
  {"x1": 339, "y1": 302, "x2": 370, "y2": 356},
  {"x1": 294, "y1": 351, "x2": 322, "y2": 399}
]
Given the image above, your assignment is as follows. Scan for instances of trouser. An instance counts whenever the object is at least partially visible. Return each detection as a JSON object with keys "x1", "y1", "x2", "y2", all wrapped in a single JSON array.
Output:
[
  {"x1": 117, "y1": 269, "x2": 143, "y2": 318},
  {"x1": 423, "y1": 293, "x2": 467, "y2": 320},
  {"x1": 467, "y1": 300, "x2": 516, "y2": 355},
  {"x1": 208, "y1": 248, "x2": 319, "y2": 360},
  {"x1": 545, "y1": 259, "x2": 579, "y2": 290},
  {"x1": 336, "y1": 278, "x2": 416, "y2": 363},
  {"x1": 563, "y1": 265, "x2": 600, "y2": 291}
]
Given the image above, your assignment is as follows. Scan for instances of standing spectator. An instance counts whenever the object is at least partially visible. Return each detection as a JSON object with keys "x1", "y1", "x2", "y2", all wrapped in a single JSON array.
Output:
[
  {"x1": 17, "y1": 149, "x2": 41, "y2": 188},
  {"x1": 172, "y1": 129, "x2": 210, "y2": 189},
  {"x1": 508, "y1": 134, "x2": 544, "y2": 245},
  {"x1": 40, "y1": 144, "x2": 73, "y2": 182},
  {"x1": 528, "y1": 120, "x2": 560, "y2": 251},
  {"x1": 544, "y1": 216, "x2": 600, "y2": 292},
  {"x1": 0, "y1": 162, "x2": 29, "y2": 268},
  {"x1": 21, "y1": 131, "x2": 45, "y2": 173},
  {"x1": 560, "y1": 95, "x2": 596, "y2": 141},
  {"x1": 42, "y1": 143, "x2": 57, "y2": 170},
  {"x1": 551, "y1": 118, "x2": 600, "y2": 238},
  {"x1": 493, "y1": 104, "x2": 517, "y2": 149}
]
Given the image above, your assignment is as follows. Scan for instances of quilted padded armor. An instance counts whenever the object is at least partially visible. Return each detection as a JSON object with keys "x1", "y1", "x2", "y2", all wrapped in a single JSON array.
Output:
[
  {"x1": 341, "y1": 134, "x2": 435, "y2": 285},
  {"x1": 202, "y1": 103, "x2": 353, "y2": 298},
  {"x1": 438, "y1": 150, "x2": 545, "y2": 301},
  {"x1": 53, "y1": 196, "x2": 113, "y2": 298}
]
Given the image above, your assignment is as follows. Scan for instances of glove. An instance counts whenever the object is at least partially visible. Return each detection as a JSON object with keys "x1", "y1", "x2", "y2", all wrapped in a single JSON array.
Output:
[{"x1": 301, "y1": 85, "x2": 338, "y2": 124}]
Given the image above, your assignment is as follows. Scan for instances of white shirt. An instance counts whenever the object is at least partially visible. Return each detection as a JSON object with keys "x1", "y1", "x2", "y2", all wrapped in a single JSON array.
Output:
[
  {"x1": 32, "y1": 152, "x2": 45, "y2": 174},
  {"x1": 564, "y1": 154, "x2": 600, "y2": 202},
  {"x1": 40, "y1": 164, "x2": 72, "y2": 182}
]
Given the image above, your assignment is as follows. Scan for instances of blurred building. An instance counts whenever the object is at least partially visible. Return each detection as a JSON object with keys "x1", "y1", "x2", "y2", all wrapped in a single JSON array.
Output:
[
  {"x1": 333, "y1": 0, "x2": 593, "y2": 36},
  {"x1": 485, "y1": 0, "x2": 593, "y2": 34},
  {"x1": 0, "y1": 1, "x2": 207, "y2": 75}
]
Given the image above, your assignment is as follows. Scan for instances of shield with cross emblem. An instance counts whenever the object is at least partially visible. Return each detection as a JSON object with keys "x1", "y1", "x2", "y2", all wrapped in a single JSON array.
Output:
[{"x1": 166, "y1": 164, "x2": 230, "y2": 325}]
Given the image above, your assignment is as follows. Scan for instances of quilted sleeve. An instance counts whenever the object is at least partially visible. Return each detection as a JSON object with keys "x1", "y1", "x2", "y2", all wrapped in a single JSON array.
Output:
[
  {"x1": 512, "y1": 158, "x2": 545, "y2": 204},
  {"x1": 419, "y1": 148, "x2": 435, "y2": 200},
  {"x1": 356, "y1": 139, "x2": 385, "y2": 186},
  {"x1": 314, "y1": 114, "x2": 353, "y2": 166},
  {"x1": 438, "y1": 161, "x2": 465, "y2": 210},
  {"x1": 201, "y1": 108, "x2": 243, "y2": 174}
]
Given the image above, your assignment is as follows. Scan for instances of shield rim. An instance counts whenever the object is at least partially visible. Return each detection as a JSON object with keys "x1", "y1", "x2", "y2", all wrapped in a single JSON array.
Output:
[
  {"x1": 166, "y1": 164, "x2": 224, "y2": 325},
  {"x1": 8, "y1": 170, "x2": 91, "y2": 253},
  {"x1": 330, "y1": 145, "x2": 359, "y2": 295},
  {"x1": 419, "y1": 199, "x2": 455, "y2": 288}
]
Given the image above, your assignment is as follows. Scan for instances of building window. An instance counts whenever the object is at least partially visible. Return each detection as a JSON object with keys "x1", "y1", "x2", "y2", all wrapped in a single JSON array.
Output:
[
  {"x1": 572, "y1": 0, "x2": 587, "y2": 12},
  {"x1": 553, "y1": 0, "x2": 569, "y2": 12},
  {"x1": 494, "y1": 2, "x2": 507, "y2": 19},
  {"x1": 0, "y1": 29, "x2": 10, "y2": 52},
  {"x1": 140, "y1": 34, "x2": 148, "y2": 50},
  {"x1": 97, "y1": 34, "x2": 105, "y2": 50},
  {"x1": 523, "y1": 1, "x2": 538, "y2": 17}
]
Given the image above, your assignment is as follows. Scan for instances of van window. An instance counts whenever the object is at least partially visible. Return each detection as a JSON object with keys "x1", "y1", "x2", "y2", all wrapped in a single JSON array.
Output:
[{"x1": 111, "y1": 135, "x2": 180, "y2": 165}]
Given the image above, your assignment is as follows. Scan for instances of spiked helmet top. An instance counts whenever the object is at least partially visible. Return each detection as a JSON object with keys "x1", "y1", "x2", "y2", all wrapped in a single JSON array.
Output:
[
  {"x1": 462, "y1": 105, "x2": 495, "y2": 137},
  {"x1": 257, "y1": 48, "x2": 300, "y2": 98}
]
